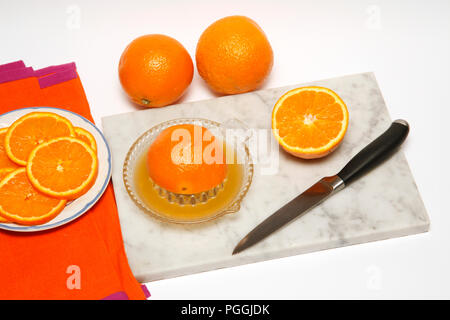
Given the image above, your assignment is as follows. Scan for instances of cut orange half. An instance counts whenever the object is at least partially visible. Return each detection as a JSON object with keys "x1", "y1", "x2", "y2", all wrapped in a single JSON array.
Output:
[
  {"x1": 74, "y1": 127, "x2": 97, "y2": 153},
  {"x1": 27, "y1": 137, "x2": 98, "y2": 200},
  {"x1": 272, "y1": 86, "x2": 349, "y2": 159},
  {"x1": 5, "y1": 112, "x2": 75, "y2": 166},
  {"x1": 0, "y1": 168, "x2": 66, "y2": 225},
  {"x1": 146, "y1": 124, "x2": 228, "y2": 194},
  {"x1": 0, "y1": 128, "x2": 19, "y2": 170}
]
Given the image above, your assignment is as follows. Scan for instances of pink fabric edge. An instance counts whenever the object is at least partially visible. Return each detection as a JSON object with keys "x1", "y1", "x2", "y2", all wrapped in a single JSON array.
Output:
[
  {"x1": 0, "y1": 60, "x2": 26, "y2": 73},
  {"x1": 101, "y1": 285, "x2": 150, "y2": 300},
  {"x1": 0, "y1": 61, "x2": 77, "y2": 87},
  {"x1": 38, "y1": 68, "x2": 78, "y2": 89},
  {"x1": 0, "y1": 67, "x2": 34, "y2": 84},
  {"x1": 141, "y1": 284, "x2": 151, "y2": 298},
  {"x1": 34, "y1": 62, "x2": 76, "y2": 77},
  {"x1": 102, "y1": 291, "x2": 129, "y2": 300}
]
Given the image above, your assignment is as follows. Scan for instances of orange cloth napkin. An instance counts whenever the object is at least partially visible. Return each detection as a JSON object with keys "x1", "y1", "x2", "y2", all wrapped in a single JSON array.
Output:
[{"x1": 0, "y1": 62, "x2": 147, "y2": 300}]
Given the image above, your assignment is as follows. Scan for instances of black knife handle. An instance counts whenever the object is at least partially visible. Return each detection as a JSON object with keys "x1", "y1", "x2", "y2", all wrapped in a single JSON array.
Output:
[{"x1": 337, "y1": 119, "x2": 409, "y2": 185}]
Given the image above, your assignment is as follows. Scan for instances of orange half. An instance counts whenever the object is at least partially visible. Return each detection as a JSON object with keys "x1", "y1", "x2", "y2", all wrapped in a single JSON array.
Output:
[
  {"x1": 272, "y1": 86, "x2": 349, "y2": 159},
  {"x1": 0, "y1": 168, "x2": 66, "y2": 225},
  {"x1": 147, "y1": 124, "x2": 228, "y2": 194},
  {"x1": 27, "y1": 136, "x2": 98, "y2": 200},
  {"x1": 5, "y1": 112, "x2": 75, "y2": 166}
]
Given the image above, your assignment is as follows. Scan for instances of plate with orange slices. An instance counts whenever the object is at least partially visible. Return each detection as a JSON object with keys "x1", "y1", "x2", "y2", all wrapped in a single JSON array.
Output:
[{"x1": 0, "y1": 107, "x2": 111, "y2": 232}]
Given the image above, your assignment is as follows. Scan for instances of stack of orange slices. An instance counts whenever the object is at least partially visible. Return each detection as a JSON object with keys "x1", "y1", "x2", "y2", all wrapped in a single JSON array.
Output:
[{"x1": 0, "y1": 112, "x2": 98, "y2": 226}]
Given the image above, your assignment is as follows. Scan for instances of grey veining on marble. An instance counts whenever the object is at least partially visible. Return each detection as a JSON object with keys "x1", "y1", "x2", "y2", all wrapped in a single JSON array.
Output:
[{"x1": 102, "y1": 73, "x2": 430, "y2": 282}]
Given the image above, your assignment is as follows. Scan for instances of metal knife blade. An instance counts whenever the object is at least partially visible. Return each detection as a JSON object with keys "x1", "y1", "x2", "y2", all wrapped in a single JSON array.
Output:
[
  {"x1": 232, "y1": 120, "x2": 410, "y2": 255},
  {"x1": 232, "y1": 175, "x2": 344, "y2": 255}
]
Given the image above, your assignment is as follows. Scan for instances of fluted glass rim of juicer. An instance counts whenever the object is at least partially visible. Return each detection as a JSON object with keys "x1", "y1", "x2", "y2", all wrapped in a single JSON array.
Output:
[{"x1": 123, "y1": 118, "x2": 254, "y2": 224}]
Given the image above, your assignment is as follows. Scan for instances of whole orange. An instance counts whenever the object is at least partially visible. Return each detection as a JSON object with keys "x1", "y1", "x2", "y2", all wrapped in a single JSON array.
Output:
[
  {"x1": 147, "y1": 124, "x2": 228, "y2": 194},
  {"x1": 196, "y1": 16, "x2": 273, "y2": 95},
  {"x1": 118, "y1": 34, "x2": 194, "y2": 107}
]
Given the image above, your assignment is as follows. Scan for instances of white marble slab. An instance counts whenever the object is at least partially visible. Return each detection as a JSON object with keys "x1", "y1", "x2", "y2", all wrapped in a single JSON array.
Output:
[{"x1": 102, "y1": 73, "x2": 429, "y2": 282}]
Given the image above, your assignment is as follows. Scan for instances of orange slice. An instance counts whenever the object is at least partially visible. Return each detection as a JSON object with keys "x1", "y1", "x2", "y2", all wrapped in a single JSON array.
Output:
[
  {"x1": 0, "y1": 168, "x2": 66, "y2": 225},
  {"x1": 0, "y1": 168, "x2": 14, "y2": 182},
  {"x1": 272, "y1": 86, "x2": 349, "y2": 159},
  {"x1": 0, "y1": 128, "x2": 19, "y2": 170},
  {"x1": 0, "y1": 216, "x2": 9, "y2": 223},
  {"x1": 27, "y1": 137, "x2": 98, "y2": 200},
  {"x1": 0, "y1": 168, "x2": 15, "y2": 223},
  {"x1": 74, "y1": 127, "x2": 97, "y2": 152},
  {"x1": 5, "y1": 112, "x2": 75, "y2": 166}
]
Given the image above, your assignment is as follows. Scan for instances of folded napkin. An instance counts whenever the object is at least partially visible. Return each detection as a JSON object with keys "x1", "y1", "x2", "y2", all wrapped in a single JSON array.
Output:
[{"x1": 0, "y1": 61, "x2": 149, "y2": 300}]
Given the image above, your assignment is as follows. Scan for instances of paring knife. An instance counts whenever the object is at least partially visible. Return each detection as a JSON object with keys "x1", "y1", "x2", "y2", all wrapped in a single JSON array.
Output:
[{"x1": 233, "y1": 119, "x2": 410, "y2": 255}]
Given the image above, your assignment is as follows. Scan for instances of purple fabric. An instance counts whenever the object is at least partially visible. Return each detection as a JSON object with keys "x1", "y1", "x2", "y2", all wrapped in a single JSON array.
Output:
[
  {"x1": 0, "y1": 60, "x2": 26, "y2": 73},
  {"x1": 34, "y1": 62, "x2": 76, "y2": 77},
  {"x1": 38, "y1": 68, "x2": 78, "y2": 89},
  {"x1": 0, "y1": 61, "x2": 77, "y2": 88},
  {"x1": 0, "y1": 67, "x2": 34, "y2": 84},
  {"x1": 141, "y1": 284, "x2": 151, "y2": 298},
  {"x1": 102, "y1": 285, "x2": 150, "y2": 300},
  {"x1": 102, "y1": 291, "x2": 130, "y2": 300}
]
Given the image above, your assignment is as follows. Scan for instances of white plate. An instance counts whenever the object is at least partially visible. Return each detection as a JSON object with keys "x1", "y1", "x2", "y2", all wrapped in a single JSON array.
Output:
[{"x1": 0, "y1": 107, "x2": 112, "y2": 232}]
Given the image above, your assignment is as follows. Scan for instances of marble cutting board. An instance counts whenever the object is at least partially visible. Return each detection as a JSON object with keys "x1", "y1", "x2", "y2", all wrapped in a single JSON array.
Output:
[{"x1": 102, "y1": 72, "x2": 429, "y2": 282}]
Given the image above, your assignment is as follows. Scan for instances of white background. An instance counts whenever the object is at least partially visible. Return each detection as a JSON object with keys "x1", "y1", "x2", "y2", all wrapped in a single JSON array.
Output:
[{"x1": 1, "y1": 0, "x2": 449, "y2": 299}]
